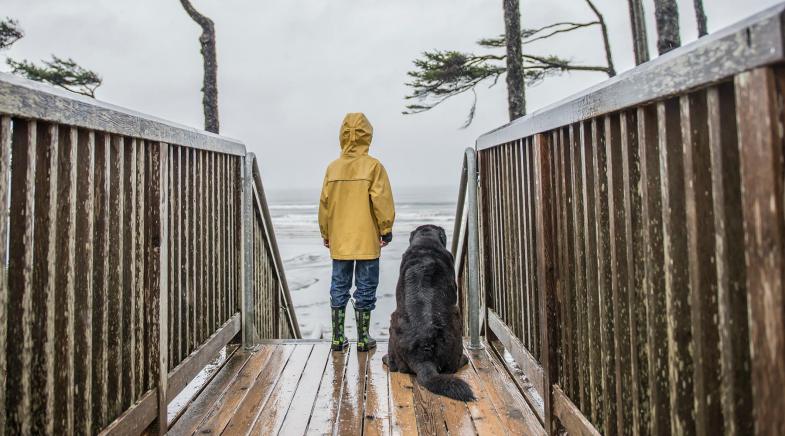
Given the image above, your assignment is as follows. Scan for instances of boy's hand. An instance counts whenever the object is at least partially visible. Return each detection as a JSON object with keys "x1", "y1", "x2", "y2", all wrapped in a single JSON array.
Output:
[
  {"x1": 380, "y1": 233, "x2": 392, "y2": 248},
  {"x1": 323, "y1": 239, "x2": 330, "y2": 248}
]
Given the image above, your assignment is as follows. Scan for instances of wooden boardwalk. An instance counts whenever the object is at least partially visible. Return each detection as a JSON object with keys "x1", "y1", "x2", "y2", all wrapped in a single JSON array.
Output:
[{"x1": 170, "y1": 340, "x2": 544, "y2": 435}]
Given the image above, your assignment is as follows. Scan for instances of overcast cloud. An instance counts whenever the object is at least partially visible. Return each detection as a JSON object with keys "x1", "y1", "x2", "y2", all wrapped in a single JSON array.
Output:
[{"x1": 2, "y1": 0, "x2": 781, "y2": 198}]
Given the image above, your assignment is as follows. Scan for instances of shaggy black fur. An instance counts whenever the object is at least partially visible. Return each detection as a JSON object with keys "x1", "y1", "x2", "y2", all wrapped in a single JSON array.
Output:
[{"x1": 383, "y1": 224, "x2": 475, "y2": 401}]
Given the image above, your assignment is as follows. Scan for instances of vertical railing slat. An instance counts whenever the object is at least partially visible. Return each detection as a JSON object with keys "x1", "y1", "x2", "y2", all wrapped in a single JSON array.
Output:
[
  {"x1": 620, "y1": 110, "x2": 649, "y2": 436},
  {"x1": 74, "y1": 129, "x2": 95, "y2": 434},
  {"x1": 593, "y1": 117, "x2": 616, "y2": 436},
  {"x1": 534, "y1": 133, "x2": 557, "y2": 434},
  {"x1": 31, "y1": 122, "x2": 58, "y2": 435},
  {"x1": 657, "y1": 99, "x2": 694, "y2": 435},
  {"x1": 735, "y1": 67, "x2": 785, "y2": 436},
  {"x1": 707, "y1": 83, "x2": 753, "y2": 436},
  {"x1": 92, "y1": 132, "x2": 110, "y2": 431},
  {"x1": 108, "y1": 134, "x2": 124, "y2": 418},
  {"x1": 54, "y1": 126, "x2": 77, "y2": 433},
  {"x1": 124, "y1": 138, "x2": 137, "y2": 404},
  {"x1": 134, "y1": 139, "x2": 146, "y2": 395},
  {"x1": 0, "y1": 116, "x2": 10, "y2": 435},
  {"x1": 7, "y1": 118, "x2": 37, "y2": 435},
  {"x1": 681, "y1": 91, "x2": 723, "y2": 436}
]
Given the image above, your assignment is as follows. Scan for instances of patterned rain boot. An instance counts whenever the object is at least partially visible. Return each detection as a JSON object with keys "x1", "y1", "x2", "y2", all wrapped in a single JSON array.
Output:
[
  {"x1": 355, "y1": 308, "x2": 377, "y2": 352},
  {"x1": 331, "y1": 307, "x2": 349, "y2": 351}
]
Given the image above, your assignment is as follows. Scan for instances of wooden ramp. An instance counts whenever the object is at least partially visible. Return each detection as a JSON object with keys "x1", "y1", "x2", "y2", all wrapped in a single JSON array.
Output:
[{"x1": 170, "y1": 340, "x2": 544, "y2": 435}]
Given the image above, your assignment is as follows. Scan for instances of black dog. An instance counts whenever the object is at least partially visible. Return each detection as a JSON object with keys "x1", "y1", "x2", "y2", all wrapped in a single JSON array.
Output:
[{"x1": 383, "y1": 224, "x2": 475, "y2": 401}]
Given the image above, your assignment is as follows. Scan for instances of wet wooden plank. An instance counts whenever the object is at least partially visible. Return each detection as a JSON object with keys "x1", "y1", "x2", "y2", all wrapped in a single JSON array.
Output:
[
  {"x1": 658, "y1": 99, "x2": 694, "y2": 436},
  {"x1": 553, "y1": 385, "x2": 601, "y2": 436},
  {"x1": 460, "y1": 352, "x2": 508, "y2": 435},
  {"x1": 73, "y1": 128, "x2": 95, "y2": 434},
  {"x1": 335, "y1": 345, "x2": 370, "y2": 435},
  {"x1": 468, "y1": 346, "x2": 545, "y2": 435},
  {"x1": 167, "y1": 348, "x2": 250, "y2": 436},
  {"x1": 223, "y1": 343, "x2": 297, "y2": 434},
  {"x1": 251, "y1": 344, "x2": 319, "y2": 434},
  {"x1": 637, "y1": 104, "x2": 670, "y2": 435},
  {"x1": 0, "y1": 116, "x2": 10, "y2": 434},
  {"x1": 363, "y1": 343, "x2": 391, "y2": 436},
  {"x1": 412, "y1": 376, "x2": 448, "y2": 436},
  {"x1": 193, "y1": 340, "x2": 274, "y2": 433},
  {"x1": 98, "y1": 388, "x2": 156, "y2": 436},
  {"x1": 437, "y1": 372, "x2": 476, "y2": 436},
  {"x1": 7, "y1": 119, "x2": 37, "y2": 435},
  {"x1": 54, "y1": 126, "x2": 77, "y2": 433},
  {"x1": 388, "y1": 370, "x2": 417, "y2": 436},
  {"x1": 707, "y1": 83, "x2": 753, "y2": 436},
  {"x1": 681, "y1": 91, "x2": 723, "y2": 436},
  {"x1": 306, "y1": 348, "x2": 351, "y2": 434},
  {"x1": 279, "y1": 343, "x2": 332, "y2": 435},
  {"x1": 735, "y1": 67, "x2": 785, "y2": 436}
]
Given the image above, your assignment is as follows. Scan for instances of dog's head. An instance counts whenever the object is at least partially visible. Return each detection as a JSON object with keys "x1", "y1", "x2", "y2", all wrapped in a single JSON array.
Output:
[{"x1": 410, "y1": 224, "x2": 447, "y2": 247}]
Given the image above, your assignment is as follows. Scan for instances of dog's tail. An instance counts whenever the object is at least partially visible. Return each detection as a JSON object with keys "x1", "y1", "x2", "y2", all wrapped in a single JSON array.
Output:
[{"x1": 413, "y1": 361, "x2": 475, "y2": 402}]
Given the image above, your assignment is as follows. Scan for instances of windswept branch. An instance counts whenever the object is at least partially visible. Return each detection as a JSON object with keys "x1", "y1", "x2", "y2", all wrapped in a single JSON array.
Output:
[
  {"x1": 7, "y1": 56, "x2": 102, "y2": 97},
  {"x1": 0, "y1": 18, "x2": 23, "y2": 50}
]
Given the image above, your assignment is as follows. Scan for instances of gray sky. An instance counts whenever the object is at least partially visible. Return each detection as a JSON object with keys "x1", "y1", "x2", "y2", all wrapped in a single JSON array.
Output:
[{"x1": 3, "y1": 0, "x2": 780, "y2": 197}]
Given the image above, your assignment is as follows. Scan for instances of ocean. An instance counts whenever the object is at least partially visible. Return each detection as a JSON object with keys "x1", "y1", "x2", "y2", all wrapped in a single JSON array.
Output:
[{"x1": 267, "y1": 186, "x2": 457, "y2": 340}]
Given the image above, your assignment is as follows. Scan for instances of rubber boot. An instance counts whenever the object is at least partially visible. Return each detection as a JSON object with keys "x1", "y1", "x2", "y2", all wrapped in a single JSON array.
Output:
[
  {"x1": 355, "y1": 308, "x2": 377, "y2": 352},
  {"x1": 331, "y1": 307, "x2": 349, "y2": 351}
]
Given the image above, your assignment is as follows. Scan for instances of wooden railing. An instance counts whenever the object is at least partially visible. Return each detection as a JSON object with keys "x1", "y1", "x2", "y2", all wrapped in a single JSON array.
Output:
[
  {"x1": 0, "y1": 72, "x2": 299, "y2": 435},
  {"x1": 454, "y1": 4, "x2": 785, "y2": 436}
]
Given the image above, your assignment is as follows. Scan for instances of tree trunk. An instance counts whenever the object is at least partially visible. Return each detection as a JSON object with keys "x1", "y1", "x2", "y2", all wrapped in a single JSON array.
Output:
[
  {"x1": 585, "y1": 0, "x2": 616, "y2": 77},
  {"x1": 503, "y1": 0, "x2": 526, "y2": 119},
  {"x1": 694, "y1": 0, "x2": 708, "y2": 37},
  {"x1": 653, "y1": 0, "x2": 681, "y2": 55},
  {"x1": 627, "y1": 0, "x2": 650, "y2": 64},
  {"x1": 180, "y1": 0, "x2": 219, "y2": 133}
]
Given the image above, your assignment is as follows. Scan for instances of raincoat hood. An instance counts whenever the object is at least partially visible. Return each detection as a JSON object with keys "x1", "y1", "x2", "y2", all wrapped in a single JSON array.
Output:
[{"x1": 339, "y1": 112, "x2": 373, "y2": 156}]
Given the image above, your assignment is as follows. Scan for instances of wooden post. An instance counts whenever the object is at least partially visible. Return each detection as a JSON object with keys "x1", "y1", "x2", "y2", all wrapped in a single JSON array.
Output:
[
  {"x1": 534, "y1": 133, "x2": 557, "y2": 434},
  {"x1": 735, "y1": 67, "x2": 785, "y2": 436}
]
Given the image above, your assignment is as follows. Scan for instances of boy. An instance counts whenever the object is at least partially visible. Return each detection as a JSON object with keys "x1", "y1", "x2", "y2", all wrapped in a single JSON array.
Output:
[{"x1": 318, "y1": 112, "x2": 395, "y2": 352}]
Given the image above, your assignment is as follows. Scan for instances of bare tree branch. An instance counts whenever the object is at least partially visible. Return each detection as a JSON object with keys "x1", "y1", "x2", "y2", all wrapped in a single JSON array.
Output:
[
  {"x1": 585, "y1": 0, "x2": 616, "y2": 76},
  {"x1": 179, "y1": 0, "x2": 220, "y2": 133}
]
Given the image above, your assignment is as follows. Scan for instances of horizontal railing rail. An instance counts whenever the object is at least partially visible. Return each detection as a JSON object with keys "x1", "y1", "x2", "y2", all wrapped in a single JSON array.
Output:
[
  {"x1": 0, "y1": 72, "x2": 299, "y2": 435},
  {"x1": 455, "y1": 3, "x2": 785, "y2": 436}
]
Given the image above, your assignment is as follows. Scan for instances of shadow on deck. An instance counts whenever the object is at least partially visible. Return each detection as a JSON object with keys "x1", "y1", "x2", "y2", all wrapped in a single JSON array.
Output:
[{"x1": 170, "y1": 340, "x2": 544, "y2": 435}]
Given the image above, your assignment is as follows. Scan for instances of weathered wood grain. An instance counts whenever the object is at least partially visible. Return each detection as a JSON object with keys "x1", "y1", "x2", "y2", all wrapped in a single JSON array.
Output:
[
  {"x1": 54, "y1": 126, "x2": 77, "y2": 433},
  {"x1": 735, "y1": 67, "x2": 785, "y2": 436},
  {"x1": 362, "y1": 344, "x2": 391, "y2": 436},
  {"x1": 681, "y1": 91, "x2": 723, "y2": 436},
  {"x1": 620, "y1": 110, "x2": 648, "y2": 436},
  {"x1": 553, "y1": 385, "x2": 601, "y2": 436},
  {"x1": 0, "y1": 116, "x2": 10, "y2": 435},
  {"x1": 658, "y1": 99, "x2": 694, "y2": 436},
  {"x1": 74, "y1": 128, "x2": 95, "y2": 434},
  {"x1": 534, "y1": 133, "x2": 557, "y2": 434},
  {"x1": 707, "y1": 83, "x2": 753, "y2": 436},
  {"x1": 92, "y1": 132, "x2": 110, "y2": 432},
  {"x1": 107, "y1": 134, "x2": 124, "y2": 419}
]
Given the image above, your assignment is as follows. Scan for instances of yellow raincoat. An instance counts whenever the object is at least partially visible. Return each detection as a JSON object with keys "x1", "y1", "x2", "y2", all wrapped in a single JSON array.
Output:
[{"x1": 318, "y1": 113, "x2": 395, "y2": 260}]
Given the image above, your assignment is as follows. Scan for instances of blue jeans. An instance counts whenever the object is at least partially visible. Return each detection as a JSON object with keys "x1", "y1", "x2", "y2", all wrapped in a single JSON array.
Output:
[{"x1": 330, "y1": 259, "x2": 379, "y2": 311}]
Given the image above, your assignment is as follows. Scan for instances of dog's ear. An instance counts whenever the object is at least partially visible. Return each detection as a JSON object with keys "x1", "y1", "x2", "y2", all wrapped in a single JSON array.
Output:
[{"x1": 439, "y1": 227, "x2": 447, "y2": 246}]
